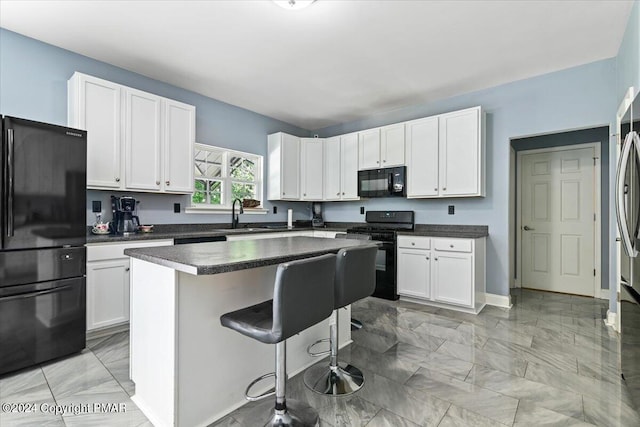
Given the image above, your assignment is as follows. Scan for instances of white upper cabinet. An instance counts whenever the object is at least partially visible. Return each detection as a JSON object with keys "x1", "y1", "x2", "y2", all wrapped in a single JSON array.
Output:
[
  {"x1": 163, "y1": 99, "x2": 196, "y2": 193},
  {"x1": 323, "y1": 136, "x2": 341, "y2": 201},
  {"x1": 358, "y1": 128, "x2": 381, "y2": 170},
  {"x1": 68, "y1": 73, "x2": 123, "y2": 189},
  {"x1": 300, "y1": 138, "x2": 324, "y2": 200},
  {"x1": 340, "y1": 133, "x2": 359, "y2": 200},
  {"x1": 68, "y1": 72, "x2": 195, "y2": 194},
  {"x1": 439, "y1": 107, "x2": 483, "y2": 197},
  {"x1": 268, "y1": 132, "x2": 300, "y2": 200},
  {"x1": 406, "y1": 106, "x2": 484, "y2": 198},
  {"x1": 406, "y1": 116, "x2": 439, "y2": 198},
  {"x1": 358, "y1": 124, "x2": 405, "y2": 170},
  {"x1": 323, "y1": 133, "x2": 359, "y2": 201},
  {"x1": 125, "y1": 88, "x2": 162, "y2": 191},
  {"x1": 380, "y1": 123, "x2": 405, "y2": 167}
]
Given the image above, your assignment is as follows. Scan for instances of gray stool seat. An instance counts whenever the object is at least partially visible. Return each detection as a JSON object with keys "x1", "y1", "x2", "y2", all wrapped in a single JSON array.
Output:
[
  {"x1": 220, "y1": 253, "x2": 336, "y2": 427},
  {"x1": 304, "y1": 245, "x2": 377, "y2": 396}
]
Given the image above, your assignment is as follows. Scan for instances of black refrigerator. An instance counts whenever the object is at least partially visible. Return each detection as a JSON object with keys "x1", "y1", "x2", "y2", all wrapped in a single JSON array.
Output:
[{"x1": 0, "y1": 116, "x2": 87, "y2": 376}]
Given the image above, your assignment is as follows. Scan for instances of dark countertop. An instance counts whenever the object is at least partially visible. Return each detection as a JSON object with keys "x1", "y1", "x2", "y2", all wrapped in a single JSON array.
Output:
[
  {"x1": 401, "y1": 224, "x2": 489, "y2": 239},
  {"x1": 88, "y1": 222, "x2": 488, "y2": 243},
  {"x1": 124, "y1": 236, "x2": 378, "y2": 275}
]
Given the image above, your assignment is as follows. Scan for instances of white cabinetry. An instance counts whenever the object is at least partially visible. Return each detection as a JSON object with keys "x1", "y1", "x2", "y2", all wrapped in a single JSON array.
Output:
[
  {"x1": 86, "y1": 239, "x2": 173, "y2": 333},
  {"x1": 300, "y1": 138, "x2": 324, "y2": 200},
  {"x1": 268, "y1": 132, "x2": 300, "y2": 200},
  {"x1": 68, "y1": 72, "x2": 195, "y2": 194},
  {"x1": 397, "y1": 235, "x2": 486, "y2": 313},
  {"x1": 358, "y1": 123, "x2": 405, "y2": 170},
  {"x1": 406, "y1": 106, "x2": 484, "y2": 198},
  {"x1": 68, "y1": 74, "x2": 122, "y2": 188},
  {"x1": 323, "y1": 133, "x2": 359, "y2": 201}
]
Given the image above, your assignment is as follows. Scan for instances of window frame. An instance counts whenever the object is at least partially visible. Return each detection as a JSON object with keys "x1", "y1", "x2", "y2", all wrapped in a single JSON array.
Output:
[{"x1": 187, "y1": 143, "x2": 266, "y2": 214}]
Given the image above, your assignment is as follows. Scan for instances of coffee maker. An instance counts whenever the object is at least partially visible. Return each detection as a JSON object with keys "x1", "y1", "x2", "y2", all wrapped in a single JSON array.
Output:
[
  {"x1": 312, "y1": 202, "x2": 324, "y2": 227},
  {"x1": 111, "y1": 196, "x2": 140, "y2": 234}
]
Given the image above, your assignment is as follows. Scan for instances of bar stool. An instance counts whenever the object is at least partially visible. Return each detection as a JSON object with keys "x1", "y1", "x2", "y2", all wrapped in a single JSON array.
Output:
[
  {"x1": 303, "y1": 245, "x2": 377, "y2": 396},
  {"x1": 220, "y1": 254, "x2": 336, "y2": 427}
]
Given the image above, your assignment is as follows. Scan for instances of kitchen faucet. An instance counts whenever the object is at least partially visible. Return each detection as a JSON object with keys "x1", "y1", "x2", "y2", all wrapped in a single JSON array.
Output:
[{"x1": 231, "y1": 198, "x2": 244, "y2": 229}]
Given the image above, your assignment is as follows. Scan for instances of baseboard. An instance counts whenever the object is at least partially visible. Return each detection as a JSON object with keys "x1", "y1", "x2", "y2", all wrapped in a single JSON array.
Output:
[
  {"x1": 484, "y1": 292, "x2": 512, "y2": 309},
  {"x1": 605, "y1": 310, "x2": 618, "y2": 332},
  {"x1": 598, "y1": 289, "x2": 610, "y2": 300},
  {"x1": 86, "y1": 322, "x2": 129, "y2": 341}
]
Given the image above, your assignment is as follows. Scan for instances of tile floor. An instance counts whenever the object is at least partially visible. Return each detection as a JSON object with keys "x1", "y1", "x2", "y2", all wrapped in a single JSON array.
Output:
[{"x1": 2, "y1": 289, "x2": 639, "y2": 426}]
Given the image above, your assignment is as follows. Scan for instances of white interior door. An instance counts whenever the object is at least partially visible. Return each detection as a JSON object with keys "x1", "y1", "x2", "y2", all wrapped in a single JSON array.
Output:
[{"x1": 520, "y1": 147, "x2": 595, "y2": 296}]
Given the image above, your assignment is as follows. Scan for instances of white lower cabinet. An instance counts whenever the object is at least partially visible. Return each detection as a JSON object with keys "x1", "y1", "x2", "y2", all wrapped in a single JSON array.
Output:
[
  {"x1": 86, "y1": 239, "x2": 173, "y2": 333},
  {"x1": 397, "y1": 235, "x2": 486, "y2": 313}
]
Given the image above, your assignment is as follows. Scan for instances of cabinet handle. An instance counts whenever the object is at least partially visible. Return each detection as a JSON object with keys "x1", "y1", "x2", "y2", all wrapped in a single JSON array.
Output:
[
  {"x1": 125, "y1": 267, "x2": 130, "y2": 272},
  {"x1": 304, "y1": 193, "x2": 307, "y2": 196},
  {"x1": 342, "y1": 192, "x2": 345, "y2": 195},
  {"x1": 115, "y1": 177, "x2": 120, "y2": 182},
  {"x1": 442, "y1": 187, "x2": 447, "y2": 191},
  {"x1": 376, "y1": 160, "x2": 380, "y2": 164},
  {"x1": 450, "y1": 244, "x2": 454, "y2": 248},
  {"x1": 426, "y1": 257, "x2": 430, "y2": 260},
  {"x1": 434, "y1": 188, "x2": 438, "y2": 191},
  {"x1": 435, "y1": 258, "x2": 438, "y2": 261},
  {"x1": 383, "y1": 159, "x2": 386, "y2": 163},
  {"x1": 336, "y1": 192, "x2": 340, "y2": 196},
  {"x1": 166, "y1": 181, "x2": 170, "y2": 186},
  {"x1": 283, "y1": 192, "x2": 286, "y2": 196},
  {"x1": 156, "y1": 181, "x2": 160, "y2": 185},
  {"x1": 411, "y1": 242, "x2": 415, "y2": 246}
]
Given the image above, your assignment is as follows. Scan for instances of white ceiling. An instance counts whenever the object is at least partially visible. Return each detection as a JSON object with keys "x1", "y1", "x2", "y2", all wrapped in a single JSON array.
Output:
[{"x1": 0, "y1": 0, "x2": 635, "y2": 130}]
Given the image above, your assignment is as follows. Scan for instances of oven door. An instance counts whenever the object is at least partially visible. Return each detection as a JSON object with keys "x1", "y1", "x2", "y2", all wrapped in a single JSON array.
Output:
[{"x1": 372, "y1": 241, "x2": 398, "y2": 300}]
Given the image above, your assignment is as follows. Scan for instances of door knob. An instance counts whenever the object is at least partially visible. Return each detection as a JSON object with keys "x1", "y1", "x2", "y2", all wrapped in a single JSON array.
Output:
[
  {"x1": 523, "y1": 225, "x2": 535, "y2": 231},
  {"x1": 166, "y1": 181, "x2": 170, "y2": 186}
]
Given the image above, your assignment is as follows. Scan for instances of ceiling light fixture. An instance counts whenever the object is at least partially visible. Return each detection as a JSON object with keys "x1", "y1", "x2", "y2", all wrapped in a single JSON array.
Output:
[{"x1": 273, "y1": 0, "x2": 316, "y2": 11}]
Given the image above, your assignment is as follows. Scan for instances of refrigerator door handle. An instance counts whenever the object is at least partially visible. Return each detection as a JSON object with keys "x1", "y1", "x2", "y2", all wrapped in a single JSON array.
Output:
[
  {"x1": 5, "y1": 128, "x2": 14, "y2": 238},
  {"x1": 616, "y1": 131, "x2": 640, "y2": 257}
]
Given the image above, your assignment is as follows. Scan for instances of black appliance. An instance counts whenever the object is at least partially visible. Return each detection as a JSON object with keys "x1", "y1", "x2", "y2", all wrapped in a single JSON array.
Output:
[
  {"x1": 312, "y1": 202, "x2": 324, "y2": 227},
  {"x1": 111, "y1": 195, "x2": 140, "y2": 234},
  {"x1": 347, "y1": 210, "x2": 414, "y2": 300},
  {"x1": 0, "y1": 116, "x2": 87, "y2": 376},
  {"x1": 358, "y1": 166, "x2": 406, "y2": 198}
]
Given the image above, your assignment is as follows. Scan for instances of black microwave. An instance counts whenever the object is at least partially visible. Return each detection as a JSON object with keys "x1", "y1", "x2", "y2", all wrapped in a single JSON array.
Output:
[{"x1": 358, "y1": 166, "x2": 406, "y2": 198}]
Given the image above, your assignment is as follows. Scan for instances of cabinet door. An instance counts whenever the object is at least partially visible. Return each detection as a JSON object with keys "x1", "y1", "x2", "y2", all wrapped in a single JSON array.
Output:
[
  {"x1": 75, "y1": 75, "x2": 123, "y2": 189},
  {"x1": 433, "y1": 252, "x2": 473, "y2": 307},
  {"x1": 397, "y1": 248, "x2": 431, "y2": 299},
  {"x1": 380, "y1": 123, "x2": 405, "y2": 167},
  {"x1": 86, "y1": 259, "x2": 130, "y2": 331},
  {"x1": 300, "y1": 138, "x2": 324, "y2": 200},
  {"x1": 439, "y1": 108, "x2": 480, "y2": 197},
  {"x1": 164, "y1": 99, "x2": 195, "y2": 193},
  {"x1": 125, "y1": 88, "x2": 162, "y2": 191},
  {"x1": 358, "y1": 128, "x2": 381, "y2": 170},
  {"x1": 406, "y1": 117, "x2": 439, "y2": 198},
  {"x1": 340, "y1": 133, "x2": 359, "y2": 200},
  {"x1": 281, "y1": 134, "x2": 301, "y2": 200},
  {"x1": 323, "y1": 137, "x2": 341, "y2": 200}
]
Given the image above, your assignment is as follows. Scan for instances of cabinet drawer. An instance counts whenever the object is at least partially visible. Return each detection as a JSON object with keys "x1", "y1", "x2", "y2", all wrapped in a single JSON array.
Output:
[
  {"x1": 397, "y1": 235, "x2": 430, "y2": 250},
  {"x1": 87, "y1": 239, "x2": 173, "y2": 261},
  {"x1": 433, "y1": 238, "x2": 472, "y2": 253}
]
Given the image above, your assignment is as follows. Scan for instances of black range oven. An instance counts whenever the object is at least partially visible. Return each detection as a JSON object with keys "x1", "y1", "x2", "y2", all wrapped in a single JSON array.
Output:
[{"x1": 347, "y1": 211, "x2": 414, "y2": 300}]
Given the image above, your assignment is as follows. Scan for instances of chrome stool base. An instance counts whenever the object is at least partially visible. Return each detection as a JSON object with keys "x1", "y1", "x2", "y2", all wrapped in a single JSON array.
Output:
[
  {"x1": 246, "y1": 399, "x2": 320, "y2": 427},
  {"x1": 303, "y1": 362, "x2": 365, "y2": 395}
]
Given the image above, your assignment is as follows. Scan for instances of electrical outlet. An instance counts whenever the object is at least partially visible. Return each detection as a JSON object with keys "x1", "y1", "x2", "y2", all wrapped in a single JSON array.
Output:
[
  {"x1": 92, "y1": 201, "x2": 101, "y2": 213},
  {"x1": 448, "y1": 205, "x2": 455, "y2": 215},
  {"x1": 273, "y1": 206, "x2": 278, "y2": 214},
  {"x1": 174, "y1": 203, "x2": 181, "y2": 213},
  {"x1": 360, "y1": 206, "x2": 365, "y2": 215}
]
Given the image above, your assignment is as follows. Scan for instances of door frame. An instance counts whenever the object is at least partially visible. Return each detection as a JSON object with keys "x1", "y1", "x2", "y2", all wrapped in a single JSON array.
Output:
[{"x1": 516, "y1": 142, "x2": 602, "y2": 298}]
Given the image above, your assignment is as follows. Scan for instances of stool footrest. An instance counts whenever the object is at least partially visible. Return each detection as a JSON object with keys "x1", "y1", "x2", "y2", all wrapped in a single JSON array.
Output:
[
  {"x1": 307, "y1": 338, "x2": 331, "y2": 357},
  {"x1": 245, "y1": 372, "x2": 276, "y2": 401}
]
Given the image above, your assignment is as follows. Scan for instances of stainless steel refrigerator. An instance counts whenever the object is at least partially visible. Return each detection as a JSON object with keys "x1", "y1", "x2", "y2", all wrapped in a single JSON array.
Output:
[
  {"x1": 617, "y1": 91, "x2": 640, "y2": 410},
  {"x1": 0, "y1": 116, "x2": 87, "y2": 376}
]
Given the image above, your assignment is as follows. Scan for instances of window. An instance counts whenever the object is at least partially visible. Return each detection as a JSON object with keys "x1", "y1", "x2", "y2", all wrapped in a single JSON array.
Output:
[{"x1": 191, "y1": 143, "x2": 264, "y2": 211}]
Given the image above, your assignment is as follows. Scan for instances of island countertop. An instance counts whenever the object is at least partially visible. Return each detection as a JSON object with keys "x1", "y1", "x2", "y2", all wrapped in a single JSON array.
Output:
[{"x1": 124, "y1": 236, "x2": 377, "y2": 275}]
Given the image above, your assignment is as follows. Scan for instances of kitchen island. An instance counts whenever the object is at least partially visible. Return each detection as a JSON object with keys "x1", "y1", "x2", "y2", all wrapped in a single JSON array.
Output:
[{"x1": 124, "y1": 236, "x2": 376, "y2": 427}]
